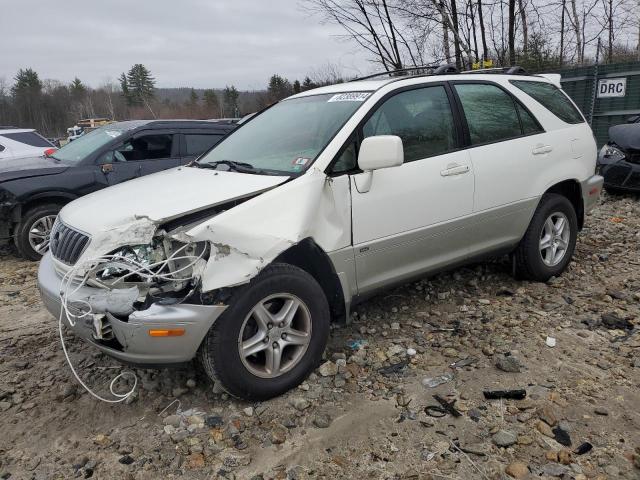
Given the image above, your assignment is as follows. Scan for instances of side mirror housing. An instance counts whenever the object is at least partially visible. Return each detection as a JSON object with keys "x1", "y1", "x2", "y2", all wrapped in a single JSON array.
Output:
[
  {"x1": 358, "y1": 135, "x2": 404, "y2": 171},
  {"x1": 354, "y1": 136, "x2": 404, "y2": 193}
]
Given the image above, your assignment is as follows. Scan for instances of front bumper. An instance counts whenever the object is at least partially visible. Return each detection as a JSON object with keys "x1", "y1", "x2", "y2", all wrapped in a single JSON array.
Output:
[
  {"x1": 37, "y1": 252, "x2": 227, "y2": 365},
  {"x1": 581, "y1": 174, "x2": 604, "y2": 214},
  {"x1": 598, "y1": 160, "x2": 640, "y2": 191}
]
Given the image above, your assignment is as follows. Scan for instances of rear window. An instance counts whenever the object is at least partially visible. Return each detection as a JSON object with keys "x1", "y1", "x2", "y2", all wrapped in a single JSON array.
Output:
[
  {"x1": 184, "y1": 134, "x2": 223, "y2": 156},
  {"x1": 510, "y1": 80, "x2": 584, "y2": 124},
  {"x1": 0, "y1": 131, "x2": 52, "y2": 148}
]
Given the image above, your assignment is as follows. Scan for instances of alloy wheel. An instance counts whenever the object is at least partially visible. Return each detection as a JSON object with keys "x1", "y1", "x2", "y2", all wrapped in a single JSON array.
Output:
[
  {"x1": 237, "y1": 293, "x2": 312, "y2": 379},
  {"x1": 28, "y1": 215, "x2": 57, "y2": 254},
  {"x1": 539, "y1": 211, "x2": 570, "y2": 267}
]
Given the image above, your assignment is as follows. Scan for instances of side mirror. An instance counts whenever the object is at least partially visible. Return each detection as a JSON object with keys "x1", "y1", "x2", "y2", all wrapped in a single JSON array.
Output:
[
  {"x1": 358, "y1": 135, "x2": 404, "y2": 171},
  {"x1": 355, "y1": 135, "x2": 404, "y2": 193}
]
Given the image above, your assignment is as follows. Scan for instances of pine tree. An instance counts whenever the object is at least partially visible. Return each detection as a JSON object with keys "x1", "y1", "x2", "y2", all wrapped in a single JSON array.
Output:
[
  {"x1": 12, "y1": 68, "x2": 43, "y2": 127},
  {"x1": 301, "y1": 77, "x2": 316, "y2": 91},
  {"x1": 268, "y1": 74, "x2": 293, "y2": 101},
  {"x1": 119, "y1": 72, "x2": 130, "y2": 105},
  {"x1": 125, "y1": 64, "x2": 155, "y2": 106},
  {"x1": 293, "y1": 80, "x2": 301, "y2": 94},
  {"x1": 203, "y1": 89, "x2": 220, "y2": 117},
  {"x1": 223, "y1": 86, "x2": 240, "y2": 117},
  {"x1": 189, "y1": 88, "x2": 199, "y2": 106}
]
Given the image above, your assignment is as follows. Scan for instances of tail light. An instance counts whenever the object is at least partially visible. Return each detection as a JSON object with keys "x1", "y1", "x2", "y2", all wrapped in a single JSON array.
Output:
[{"x1": 44, "y1": 148, "x2": 57, "y2": 157}]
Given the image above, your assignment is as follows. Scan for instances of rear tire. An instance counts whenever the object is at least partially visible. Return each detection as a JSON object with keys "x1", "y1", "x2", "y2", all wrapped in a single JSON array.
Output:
[
  {"x1": 198, "y1": 263, "x2": 330, "y2": 401},
  {"x1": 515, "y1": 193, "x2": 578, "y2": 282},
  {"x1": 14, "y1": 203, "x2": 61, "y2": 261}
]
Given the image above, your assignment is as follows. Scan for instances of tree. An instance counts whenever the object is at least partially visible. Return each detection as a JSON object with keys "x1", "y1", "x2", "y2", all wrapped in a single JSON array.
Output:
[
  {"x1": 293, "y1": 79, "x2": 302, "y2": 93},
  {"x1": 203, "y1": 89, "x2": 220, "y2": 117},
  {"x1": 69, "y1": 77, "x2": 86, "y2": 98},
  {"x1": 267, "y1": 74, "x2": 293, "y2": 101},
  {"x1": 12, "y1": 68, "x2": 43, "y2": 128},
  {"x1": 119, "y1": 72, "x2": 130, "y2": 104},
  {"x1": 125, "y1": 64, "x2": 156, "y2": 108},
  {"x1": 223, "y1": 86, "x2": 240, "y2": 117}
]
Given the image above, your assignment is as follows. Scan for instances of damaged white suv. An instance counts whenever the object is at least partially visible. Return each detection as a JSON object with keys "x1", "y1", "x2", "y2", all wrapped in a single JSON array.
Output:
[{"x1": 39, "y1": 68, "x2": 603, "y2": 400}]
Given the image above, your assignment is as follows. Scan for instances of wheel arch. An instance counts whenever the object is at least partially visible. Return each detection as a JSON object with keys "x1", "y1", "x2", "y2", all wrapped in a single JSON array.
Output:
[
  {"x1": 11, "y1": 192, "x2": 77, "y2": 223},
  {"x1": 271, "y1": 238, "x2": 347, "y2": 323},
  {"x1": 543, "y1": 179, "x2": 584, "y2": 230}
]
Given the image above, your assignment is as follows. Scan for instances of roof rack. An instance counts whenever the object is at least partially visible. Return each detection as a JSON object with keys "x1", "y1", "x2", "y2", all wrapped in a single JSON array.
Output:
[
  {"x1": 461, "y1": 66, "x2": 528, "y2": 75},
  {"x1": 355, "y1": 63, "x2": 458, "y2": 81}
]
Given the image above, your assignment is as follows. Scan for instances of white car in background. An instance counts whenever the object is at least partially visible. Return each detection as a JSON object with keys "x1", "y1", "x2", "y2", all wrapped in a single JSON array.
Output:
[{"x1": 0, "y1": 128, "x2": 56, "y2": 161}]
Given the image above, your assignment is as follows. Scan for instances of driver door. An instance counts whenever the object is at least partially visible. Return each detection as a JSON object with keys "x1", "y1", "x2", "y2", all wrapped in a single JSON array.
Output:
[
  {"x1": 348, "y1": 84, "x2": 475, "y2": 294},
  {"x1": 100, "y1": 131, "x2": 179, "y2": 186}
]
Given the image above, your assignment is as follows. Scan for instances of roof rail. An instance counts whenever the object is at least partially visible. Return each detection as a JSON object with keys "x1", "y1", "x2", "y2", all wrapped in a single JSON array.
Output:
[
  {"x1": 355, "y1": 63, "x2": 459, "y2": 81},
  {"x1": 461, "y1": 65, "x2": 529, "y2": 75}
]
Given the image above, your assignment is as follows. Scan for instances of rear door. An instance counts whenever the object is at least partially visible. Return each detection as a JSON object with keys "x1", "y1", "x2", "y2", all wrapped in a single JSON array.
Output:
[
  {"x1": 178, "y1": 130, "x2": 228, "y2": 164},
  {"x1": 450, "y1": 81, "x2": 547, "y2": 253}
]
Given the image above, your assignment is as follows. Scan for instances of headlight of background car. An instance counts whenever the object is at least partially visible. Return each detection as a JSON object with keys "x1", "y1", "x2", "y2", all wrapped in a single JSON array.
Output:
[{"x1": 598, "y1": 144, "x2": 626, "y2": 164}]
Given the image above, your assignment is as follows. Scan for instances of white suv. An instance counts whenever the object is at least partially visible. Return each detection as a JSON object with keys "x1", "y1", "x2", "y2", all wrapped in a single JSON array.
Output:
[
  {"x1": 38, "y1": 67, "x2": 603, "y2": 400},
  {"x1": 0, "y1": 128, "x2": 56, "y2": 161}
]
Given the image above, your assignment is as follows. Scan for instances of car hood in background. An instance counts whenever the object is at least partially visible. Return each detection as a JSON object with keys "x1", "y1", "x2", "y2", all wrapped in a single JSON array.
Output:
[
  {"x1": 59, "y1": 166, "x2": 289, "y2": 233},
  {"x1": 609, "y1": 124, "x2": 640, "y2": 151},
  {"x1": 0, "y1": 155, "x2": 69, "y2": 182}
]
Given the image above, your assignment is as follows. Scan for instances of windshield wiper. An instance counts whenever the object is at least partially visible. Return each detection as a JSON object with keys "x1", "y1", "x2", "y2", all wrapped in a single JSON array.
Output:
[{"x1": 195, "y1": 159, "x2": 268, "y2": 174}]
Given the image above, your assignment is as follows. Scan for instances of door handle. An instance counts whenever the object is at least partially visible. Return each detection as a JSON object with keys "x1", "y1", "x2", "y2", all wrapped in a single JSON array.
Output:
[
  {"x1": 440, "y1": 163, "x2": 470, "y2": 177},
  {"x1": 532, "y1": 144, "x2": 553, "y2": 155}
]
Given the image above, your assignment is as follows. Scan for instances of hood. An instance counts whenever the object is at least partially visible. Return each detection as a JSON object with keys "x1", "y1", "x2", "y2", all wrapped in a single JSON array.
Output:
[
  {"x1": 60, "y1": 166, "x2": 289, "y2": 234},
  {"x1": 0, "y1": 155, "x2": 69, "y2": 182},
  {"x1": 609, "y1": 124, "x2": 640, "y2": 151}
]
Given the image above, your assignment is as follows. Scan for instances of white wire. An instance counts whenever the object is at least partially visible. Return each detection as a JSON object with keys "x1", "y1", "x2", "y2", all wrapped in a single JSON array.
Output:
[{"x1": 58, "y1": 243, "x2": 206, "y2": 403}]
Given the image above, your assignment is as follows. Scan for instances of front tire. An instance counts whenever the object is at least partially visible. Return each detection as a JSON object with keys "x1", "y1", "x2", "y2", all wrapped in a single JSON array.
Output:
[
  {"x1": 198, "y1": 263, "x2": 330, "y2": 401},
  {"x1": 14, "y1": 203, "x2": 61, "y2": 261},
  {"x1": 515, "y1": 193, "x2": 578, "y2": 282}
]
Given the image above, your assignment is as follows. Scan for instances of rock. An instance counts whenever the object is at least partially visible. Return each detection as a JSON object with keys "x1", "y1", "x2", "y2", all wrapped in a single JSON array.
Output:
[
  {"x1": 495, "y1": 355, "x2": 522, "y2": 373},
  {"x1": 163, "y1": 415, "x2": 182, "y2": 427},
  {"x1": 538, "y1": 404, "x2": 558, "y2": 426},
  {"x1": 558, "y1": 449, "x2": 572, "y2": 465},
  {"x1": 536, "y1": 420, "x2": 554, "y2": 438},
  {"x1": 312, "y1": 413, "x2": 332, "y2": 429},
  {"x1": 290, "y1": 397, "x2": 310, "y2": 411},
  {"x1": 270, "y1": 424, "x2": 288, "y2": 444},
  {"x1": 552, "y1": 425, "x2": 572, "y2": 447},
  {"x1": 185, "y1": 452, "x2": 205, "y2": 469},
  {"x1": 517, "y1": 435, "x2": 533, "y2": 445},
  {"x1": 172, "y1": 387, "x2": 188, "y2": 397},
  {"x1": 492, "y1": 429, "x2": 517, "y2": 447},
  {"x1": 118, "y1": 455, "x2": 134, "y2": 465},
  {"x1": 93, "y1": 434, "x2": 110, "y2": 446},
  {"x1": 505, "y1": 462, "x2": 529, "y2": 478},
  {"x1": 187, "y1": 415, "x2": 204, "y2": 426},
  {"x1": 318, "y1": 361, "x2": 338, "y2": 377},
  {"x1": 594, "y1": 407, "x2": 609, "y2": 416},
  {"x1": 541, "y1": 463, "x2": 569, "y2": 477},
  {"x1": 205, "y1": 415, "x2": 224, "y2": 427},
  {"x1": 186, "y1": 379, "x2": 197, "y2": 388},
  {"x1": 223, "y1": 452, "x2": 251, "y2": 468},
  {"x1": 243, "y1": 407, "x2": 254, "y2": 417}
]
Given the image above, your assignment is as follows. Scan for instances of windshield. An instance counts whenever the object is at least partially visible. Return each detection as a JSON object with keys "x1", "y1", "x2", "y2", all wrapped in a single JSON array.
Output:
[
  {"x1": 51, "y1": 126, "x2": 127, "y2": 165},
  {"x1": 198, "y1": 92, "x2": 371, "y2": 174}
]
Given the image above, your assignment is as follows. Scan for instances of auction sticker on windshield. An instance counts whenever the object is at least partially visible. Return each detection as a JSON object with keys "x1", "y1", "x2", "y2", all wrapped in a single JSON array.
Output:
[{"x1": 328, "y1": 92, "x2": 371, "y2": 102}]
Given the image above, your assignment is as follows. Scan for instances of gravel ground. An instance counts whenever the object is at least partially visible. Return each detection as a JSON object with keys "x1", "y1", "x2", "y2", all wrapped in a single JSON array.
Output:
[{"x1": 1, "y1": 193, "x2": 639, "y2": 480}]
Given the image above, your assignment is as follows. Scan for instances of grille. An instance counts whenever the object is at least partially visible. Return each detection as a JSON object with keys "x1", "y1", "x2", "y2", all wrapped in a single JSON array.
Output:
[{"x1": 49, "y1": 220, "x2": 90, "y2": 265}]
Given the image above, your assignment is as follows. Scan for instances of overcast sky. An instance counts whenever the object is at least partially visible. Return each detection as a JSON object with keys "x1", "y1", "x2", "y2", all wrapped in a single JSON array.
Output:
[{"x1": 0, "y1": 0, "x2": 371, "y2": 90}]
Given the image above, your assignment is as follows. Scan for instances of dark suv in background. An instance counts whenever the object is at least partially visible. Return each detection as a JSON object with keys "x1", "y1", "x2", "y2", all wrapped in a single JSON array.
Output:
[{"x1": 0, "y1": 119, "x2": 235, "y2": 259}]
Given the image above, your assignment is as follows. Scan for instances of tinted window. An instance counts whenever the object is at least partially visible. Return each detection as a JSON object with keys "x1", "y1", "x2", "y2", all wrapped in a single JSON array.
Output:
[
  {"x1": 363, "y1": 86, "x2": 457, "y2": 162},
  {"x1": 511, "y1": 80, "x2": 584, "y2": 124},
  {"x1": 455, "y1": 84, "x2": 522, "y2": 145},
  {"x1": 115, "y1": 134, "x2": 173, "y2": 161},
  {"x1": 1, "y1": 131, "x2": 52, "y2": 148},
  {"x1": 516, "y1": 103, "x2": 544, "y2": 135},
  {"x1": 185, "y1": 134, "x2": 223, "y2": 156}
]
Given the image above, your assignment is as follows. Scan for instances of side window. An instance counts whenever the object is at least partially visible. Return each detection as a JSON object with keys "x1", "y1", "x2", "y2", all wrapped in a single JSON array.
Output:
[
  {"x1": 510, "y1": 80, "x2": 584, "y2": 124},
  {"x1": 184, "y1": 134, "x2": 223, "y2": 157},
  {"x1": 332, "y1": 141, "x2": 358, "y2": 174},
  {"x1": 362, "y1": 86, "x2": 457, "y2": 162},
  {"x1": 516, "y1": 103, "x2": 543, "y2": 135},
  {"x1": 454, "y1": 83, "x2": 522, "y2": 145},
  {"x1": 115, "y1": 134, "x2": 174, "y2": 161}
]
